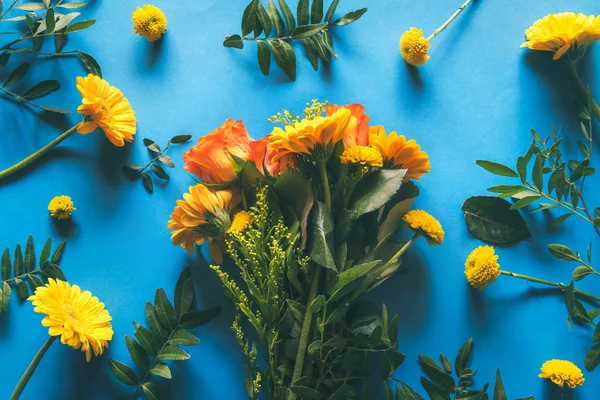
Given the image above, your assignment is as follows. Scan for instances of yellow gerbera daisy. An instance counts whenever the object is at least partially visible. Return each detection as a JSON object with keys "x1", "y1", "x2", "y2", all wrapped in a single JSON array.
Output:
[
  {"x1": 76, "y1": 74, "x2": 137, "y2": 147},
  {"x1": 465, "y1": 246, "x2": 501, "y2": 290},
  {"x1": 28, "y1": 279, "x2": 113, "y2": 362},
  {"x1": 403, "y1": 210, "x2": 444, "y2": 246},
  {"x1": 340, "y1": 145, "x2": 383, "y2": 168},
  {"x1": 522, "y1": 12, "x2": 600, "y2": 60},
  {"x1": 132, "y1": 4, "x2": 167, "y2": 42},
  {"x1": 539, "y1": 359, "x2": 585, "y2": 388},
  {"x1": 168, "y1": 184, "x2": 240, "y2": 263},
  {"x1": 268, "y1": 108, "x2": 357, "y2": 162},
  {"x1": 400, "y1": 27, "x2": 430, "y2": 66},
  {"x1": 228, "y1": 211, "x2": 254, "y2": 234},
  {"x1": 48, "y1": 195, "x2": 75, "y2": 220}
]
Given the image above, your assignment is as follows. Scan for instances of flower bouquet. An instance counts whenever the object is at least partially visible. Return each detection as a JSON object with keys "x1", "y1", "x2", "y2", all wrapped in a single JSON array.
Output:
[{"x1": 169, "y1": 101, "x2": 442, "y2": 398}]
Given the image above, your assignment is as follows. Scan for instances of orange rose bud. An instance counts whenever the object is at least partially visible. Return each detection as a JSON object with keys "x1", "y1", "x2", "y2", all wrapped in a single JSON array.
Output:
[
  {"x1": 183, "y1": 119, "x2": 252, "y2": 184},
  {"x1": 326, "y1": 103, "x2": 370, "y2": 148},
  {"x1": 250, "y1": 136, "x2": 295, "y2": 177}
]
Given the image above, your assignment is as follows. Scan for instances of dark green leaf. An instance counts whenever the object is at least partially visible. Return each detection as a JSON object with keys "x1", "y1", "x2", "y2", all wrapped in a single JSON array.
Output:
[
  {"x1": 311, "y1": 0, "x2": 323, "y2": 23},
  {"x1": 0, "y1": 282, "x2": 11, "y2": 313},
  {"x1": 349, "y1": 170, "x2": 405, "y2": 217},
  {"x1": 476, "y1": 160, "x2": 519, "y2": 177},
  {"x1": 108, "y1": 359, "x2": 138, "y2": 386},
  {"x1": 158, "y1": 345, "x2": 190, "y2": 361},
  {"x1": 150, "y1": 362, "x2": 172, "y2": 379},
  {"x1": 151, "y1": 164, "x2": 169, "y2": 180},
  {"x1": 290, "y1": 385, "x2": 322, "y2": 399},
  {"x1": 2, "y1": 248, "x2": 11, "y2": 280},
  {"x1": 309, "y1": 294, "x2": 325, "y2": 313},
  {"x1": 333, "y1": 8, "x2": 368, "y2": 26},
  {"x1": 51, "y1": 240, "x2": 66, "y2": 264},
  {"x1": 256, "y1": 2, "x2": 272, "y2": 36},
  {"x1": 325, "y1": 302, "x2": 349, "y2": 325},
  {"x1": 241, "y1": 0, "x2": 259, "y2": 36},
  {"x1": 532, "y1": 154, "x2": 544, "y2": 190},
  {"x1": 278, "y1": 0, "x2": 295, "y2": 33},
  {"x1": 38, "y1": 105, "x2": 72, "y2": 114},
  {"x1": 266, "y1": 0, "x2": 285, "y2": 36},
  {"x1": 297, "y1": 0, "x2": 309, "y2": 25},
  {"x1": 418, "y1": 355, "x2": 455, "y2": 391},
  {"x1": 46, "y1": 8, "x2": 55, "y2": 33},
  {"x1": 573, "y1": 266, "x2": 594, "y2": 281},
  {"x1": 125, "y1": 335, "x2": 149, "y2": 370},
  {"x1": 141, "y1": 382, "x2": 161, "y2": 400},
  {"x1": 142, "y1": 172, "x2": 153, "y2": 194},
  {"x1": 67, "y1": 20, "x2": 96, "y2": 32},
  {"x1": 462, "y1": 196, "x2": 531, "y2": 244},
  {"x1": 21, "y1": 80, "x2": 60, "y2": 100},
  {"x1": 257, "y1": 40, "x2": 271, "y2": 75},
  {"x1": 440, "y1": 354, "x2": 452, "y2": 374},
  {"x1": 0, "y1": 52, "x2": 11, "y2": 69},
  {"x1": 516, "y1": 156, "x2": 527, "y2": 183},
  {"x1": 15, "y1": 278, "x2": 28, "y2": 300},
  {"x1": 39, "y1": 238, "x2": 51, "y2": 267},
  {"x1": 168, "y1": 329, "x2": 200, "y2": 346},
  {"x1": 293, "y1": 23, "x2": 327, "y2": 39},
  {"x1": 548, "y1": 244, "x2": 578, "y2": 262},
  {"x1": 455, "y1": 338, "x2": 474, "y2": 377},
  {"x1": 179, "y1": 306, "x2": 222, "y2": 329},
  {"x1": 585, "y1": 343, "x2": 600, "y2": 371},
  {"x1": 27, "y1": 273, "x2": 43, "y2": 289},
  {"x1": 303, "y1": 38, "x2": 319, "y2": 70},
  {"x1": 286, "y1": 299, "x2": 306, "y2": 322},
  {"x1": 223, "y1": 34, "x2": 244, "y2": 49},
  {"x1": 273, "y1": 172, "x2": 314, "y2": 248},
  {"x1": 551, "y1": 213, "x2": 574, "y2": 228},
  {"x1": 4, "y1": 63, "x2": 29, "y2": 87},
  {"x1": 14, "y1": 245, "x2": 23, "y2": 276},
  {"x1": 493, "y1": 369, "x2": 507, "y2": 400},
  {"x1": 171, "y1": 134, "x2": 192, "y2": 144},
  {"x1": 420, "y1": 377, "x2": 450, "y2": 400},
  {"x1": 134, "y1": 323, "x2": 159, "y2": 356},
  {"x1": 327, "y1": 260, "x2": 380, "y2": 294},
  {"x1": 78, "y1": 52, "x2": 102, "y2": 78},
  {"x1": 154, "y1": 288, "x2": 178, "y2": 330},
  {"x1": 158, "y1": 155, "x2": 175, "y2": 168},
  {"x1": 174, "y1": 267, "x2": 194, "y2": 317},
  {"x1": 324, "y1": 0, "x2": 340, "y2": 22},
  {"x1": 40, "y1": 263, "x2": 66, "y2": 281},
  {"x1": 269, "y1": 39, "x2": 296, "y2": 80},
  {"x1": 509, "y1": 195, "x2": 541, "y2": 210},
  {"x1": 145, "y1": 302, "x2": 168, "y2": 341},
  {"x1": 307, "y1": 201, "x2": 336, "y2": 271}
]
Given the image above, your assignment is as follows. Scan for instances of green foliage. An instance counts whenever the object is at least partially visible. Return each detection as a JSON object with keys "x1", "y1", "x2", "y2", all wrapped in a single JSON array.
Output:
[
  {"x1": 122, "y1": 135, "x2": 192, "y2": 194},
  {"x1": 0, "y1": 236, "x2": 67, "y2": 314},
  {"x1": 224, "y1": 0, "x2": 368, "y2": 80},
  {"x1": 109, "y1": 267, "x2": 221, "y2": 399},
  {"x1": 0, "y1": 1, "x2": 98, "y2": 113}
]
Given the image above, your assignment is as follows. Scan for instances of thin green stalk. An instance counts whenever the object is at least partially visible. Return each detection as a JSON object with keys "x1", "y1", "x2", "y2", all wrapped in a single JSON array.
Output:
[
  {"x1": 317, "y1": 160, "x2": 331, "y2": 209},
  {"x1": 427, "y1": 0, "x2": 474, "y2": 41},
  {"x1": 567, "y1": 58, "x2": 600, "y2": 121},
  {"x1": 10, "y1": 336, "x2": 57, "y2": 400},
  {"x1": 0, "y1": 125, "x2": 78, "y2": 181},
  {"x1": 526, "y1": 184, "x2": 595, "y2": 226},
  {"x1": 500, "y1": 270, "x2": 600, "y2": 302},
  {"x1": 2, "y1": 269, "x2": 41, "y2": 284}
]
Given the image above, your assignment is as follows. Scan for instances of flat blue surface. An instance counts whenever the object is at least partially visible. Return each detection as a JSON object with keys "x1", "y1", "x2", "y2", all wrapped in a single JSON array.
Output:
[{"x1": 1, "y1": 0, "x2": 599, "y2": 399}]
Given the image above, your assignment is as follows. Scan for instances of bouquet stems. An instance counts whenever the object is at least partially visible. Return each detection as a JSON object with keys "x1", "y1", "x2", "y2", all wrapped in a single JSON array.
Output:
[
  {"x1": 0, "y1": 125, "x2": 78, "y2": 181},
  {"x1": 500, "y1": 270, "x2": 600, "y2": 302},
  {"x1": 10, "y1": 336, "x2": 57, "y2": 400},
  {"x1": 566, "y1": 58, "x2": 600, "y2": 121}
]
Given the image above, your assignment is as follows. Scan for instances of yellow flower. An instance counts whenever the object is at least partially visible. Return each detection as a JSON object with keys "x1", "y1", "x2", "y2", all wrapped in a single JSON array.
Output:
[
  {"x1": 28, "y1": 279, "x2": 113, "y2": 362},
  {"x1": 403, "y1": 210, "x2": 444, "y2": 246},
  {"x1": 368, "y1": 126, "x2": 430, "y2": 182},
  {"x1": 521, "y1": 13, "x2": 600, "y2": 60},
  {"x1": 465, "y1": 246, "x2": 501, "y2": 290},
  {"x1": 168, "y1": 184, "x2": 240, "y2": 263},
  {"x1": 132, "y1": 4, "x2": 167, "y2": 42},
  {"x1": 76, "y1": 74, "x2": 137, "y2": 147},
  {"x1": 268, "y1": 108, "x2": 357, "y2": 161},
  {"x1": 539, "y1": 359, "x2": 585, "y2": 388},
  {"x1": 228, "y1": 211, "x2": 254, "y2": 234},
  {"x1": 341, "y1": 145, "x2": 383, "y2": 168},
  {"x1": 48, "y1": 195, "x2": 75, "y2": 220},
  {"x1": 400, "y1": 27, "x2": 430, "y2": 66}
]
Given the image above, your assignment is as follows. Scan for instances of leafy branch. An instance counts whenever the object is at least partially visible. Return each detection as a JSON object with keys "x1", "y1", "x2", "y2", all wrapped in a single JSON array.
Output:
[
  {"x1": 109, "y1": 267, "x2": 222, "y2": 400},
  {"x1": 0, "y1": 236, "x2": 67, "y2": 314},
  {"x1": 122, "y1": 135, "x2": 192, "y2": 194},
  {"x1": 224, "y1": 0, "x2": 367, "y2": 80}
]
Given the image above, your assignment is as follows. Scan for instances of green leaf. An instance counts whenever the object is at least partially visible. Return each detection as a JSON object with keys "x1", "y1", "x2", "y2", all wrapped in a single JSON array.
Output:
[
  {"x1": 158, "y1": 345, "x2": 190, "y2": 361},
  {"x1": 78, "y1": 52, "x2": 102, "y2": 78},
  {"x1": 585, "y1": 343, "x2": 600, "y2": 371},
  {"x1": 150, "y1": 362, "x2": 172, "y2": 379},
  {"x1": 142, "y1": 172, "x2": 153, "y2": 194},
  {"x1": 146, "y1": 302, "x2": 168, "y2": 342},
  {"x1": 22, "y1": 80, "x2": 61, "y2": 100},
  {"x1": 462, "y1": 196, "x2": 531, "y2": 244},
  {"x1": 151, "y1": 164, "x2": 169, "y2": 180},
  {"x1": 154, "y1": 288, "x2": 178, "y2": 330},
  {"x1": 51, "y1": 240, "x2": 66, "y2": 264},
  {"x1": 15, "y1": 278, "x2": 28, "y2": 300},
  {"x1": 268, "y1": 39, "x2": 296, "y2": 80},
  {"x1": 266, "y1": 0, "x2": 285, "y2": 36},
  {"x1": 158, "y1": 155, "x2": 175, "y2": 168},
  {"x1": 324, "y1": 0, "x2": 340, "y2": 22},
  {"x1": 573, "y1": 266, "x2": 594, "y2": 281},
  {"x1": 551, "y1": 213, "x2": 574, "y2": 228},
  {"x1": 27, "y1": 273, "x2": 43, "y2": 290},
  {"x1": 174, "y1": 267, "x2": 194, "y2": 317},
  {"x1": 66, "y1": 20, "x2": 96, "y2": 32},
  {"x1": 223, "y1": 34, "x2": 244, "y2": 49},
  {"x1": 307, "y1": 201, "x2": 336, "y2": 271},
  {"x1": 278, "y1": 0, "x2": 295, "y2": 33},
  {"x1": 327, "y1": 260, "x2": 380, "y2": 295},
  {"x1": 516, "y1": 156, "x2": 527, "y2": 183},
  {"x1": 290, "y1": 385, "x2": 322, "y2": 399},
  {"x1": 418, "y1": 355, "x2": 455, "y2": 392},
  {"x1": 420, "y1": 377, "x2": 450, "y2": 400},
  {"x1": 349, "y1": 169, "x2": 406, "y2": 217},
  {"x1": 179, "y1": 306, "x2": 222, "y2": 329},
  {"x1": 509, "y1": 195, "x2": 541, "y2": 210},
  {"x1": 455, "y1": 338, "x2": 474, "y2": 377},
  {"x1": 124, "y1": 335, "x2": 149, "y2": 370},
  {"x1": 14, "y1": 244, "x2": 23, "y2": 276},
  {"x1": 297, "y1": 0, "x2": 309, "y2": 25},
  {"x1": 14, "y1": 3, "x2": 46, "y2": 11},
  {"x1": 476, "y1": 160, "x2": 519, "y2": 177},
  {"x1": 333, "y1": 8, "x2": 368, "y2": 26},
  {"x1": 256, "y1": 2, "x2": 272, "y2": 37},
  {"x1": 40, "y1": 263, "x2": 66, "y2": 281},
  {"x1": 39, "y1": 239, "x2": 51, "y2": 267},
  {"x1": 1, "y1": 248, "x2": 11, "y2": 280},
  {"x1": 381, "y1": 350, "x2": 406, "y2": 378},
  {"x1": 548, "y1": 244, "x2": 578, "y2": 262},
  {"x1": 108, "y1": 359, "x2": 138, "y2": 386},
  {"x1": 134, "y1": 323, "x2": 159, "y2": 356},
  {"x1": 293, "y1": 23, "x2": 327, "y2": 39},
  {"x1": 0, "y1": 282, "x2": 11, "y2": 313},
  {"x1": 257, "y1": 40, "x2": 271, "y2": 75},
  {"x1": 0, "y1": 52, "x2": 11, "y2": 69},
  {"x1": 168, "y1": 329, "x2": 200, "y2": 346},
  {"x1": 273, "y1": 172, "x2": 314, "y2": 248},
  {"x1": 241, "y1": 0, "x2": 259, "y2": 36},
  {"x1": 440, "y1": 354, "x2": 452, "y2": 374},
  {"x1": 53, "y1": 12, "x2": 81, "y2": 33},
  {"x1": 309, "y1": 294, "x2": 325, "y2": 313},
  {"x1": 493, "y1": 369, "x2": 507, "y2": 400},
  {"x1": 325, "y1": 302, "x2": 349, "y2": 325},
  {"x1": 286, "y1": 299, "x2": 306, "y2": 322},
  {"x1": 141, "y1": 382, "x2": 161, "y2": 400},
  {"x1": 171, "y1": 134, "x2": 192, "y2": 144},
  {"x1": 311, "y1": 0, "x2": 323, "y2": 23},
  {"x1": 532, "y1": 154, "x2": 544, "y2": 191},
  {"x1": 303, "y1": 38, "x2": 319, "y2": 70},
  {"x1": 46, "y1": 8, "x2": 55, "y2": 33},
  {"x1": 4, "y1": 63, "x2": 29, "y2": 87}
]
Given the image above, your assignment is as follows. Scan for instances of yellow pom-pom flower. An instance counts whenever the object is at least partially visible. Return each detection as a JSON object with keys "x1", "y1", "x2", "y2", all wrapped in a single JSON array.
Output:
[
  {"x1": 132, "y1": 4, "x2": 167, "y2": 42},
  {"x1": 28, "y1": 279, "x2": 113, "y2": 362},
  {"x1": 228, "y1": 211, "x2": 254, "y2": 234},
  {"x1": 403, "y1": 210, "x2": 444, "y2": 246},
  {"x1": 48, "y1": 195, "x2": 75, "y2": 220},
  {"x1": 539, "y1": 359, "x2": 585, "y2": 388},
  {"x1": 76, "y1": 74, "x2": 137, "y2": 147},
  {"x1": 465, "y1": 246, "x2": 501, "y2": 290},
  {"x1": 400, "y1": 27, "x2": 430, "y2": 66},
  {"x1": 521, "y1": 13, "x2": 600, "y2": 60},
  {"x1": 340, "y1": 145, "x2": 383, "y2": 168}
]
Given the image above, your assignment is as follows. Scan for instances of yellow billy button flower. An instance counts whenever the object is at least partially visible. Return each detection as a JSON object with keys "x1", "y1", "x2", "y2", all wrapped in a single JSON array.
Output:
[
  {"x1": 465, "y1": 246, "x2": 500, "y2": 290},
  {"x1": 400, "y1": 28, "x2": 430, "y2": 66},
  {"x1": 228, "y1": 211, "x2": 254, "y2": 234},
  {"x1": 48, "y1": 195, "x2": 75, "y2": 220},
  {"x1": 76, "y1": 74, "x2": 137, "y2": 147},
  {"x1": 539, "y1": 359, "x2": 585, "y2": 388},
  {"x1": 340, "y1": 145, "x2": 383, "y2": 168},
  {"x1": 132, "y1": 4, "x2": 167, "y2": 42},
  {"x1": 403, "y1": 210, "x2": 444, "y2": 246},
  {"x1": 522, "y1": 13, "x2": 600, "y2": 60}
]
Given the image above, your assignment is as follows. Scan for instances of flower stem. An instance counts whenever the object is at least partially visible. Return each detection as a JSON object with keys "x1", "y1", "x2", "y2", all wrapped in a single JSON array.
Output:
[
  {"x1": 317, "y1": 160, "x2": 332, "y2": 209},
  {"x1": 0, "y1": 125, "x2": 78, "y2": 181},
  {"x1": 10, "y1": 336, "x2": 57, "y2": 400},
  {"x1": 566, "y1": 58, "x2": 600, "y2": 121},
  {"x1": 500, "y1": 270, "x2": 600, "y2": 302},
  {"x1": 427, "y1": 0, "x2": 474, "y2": 41}
]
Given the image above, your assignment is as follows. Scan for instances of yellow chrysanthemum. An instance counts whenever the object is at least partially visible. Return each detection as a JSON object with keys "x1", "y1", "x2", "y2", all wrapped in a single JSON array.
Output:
[
  {"x1": 465, "y1": 246, "x2": 501, "y2": 290},
  {"x1": 521, "y1": 13, "x2": 600, "y2": 60},
  {"x1": 340, "y1": 145, "x2": 383, "y2": 168},
  {"x1": 28, "y1": 279, "x2": 113, "y2": 362},
  {"x1": 539, "y1": 359, "x2": 585, "y2": 388},
  {"x1": 132, "y1": 4, "x2": 167, "y2": 42},
  {"x1": 48, "y1": 195, "x2": 75, "y2": 220},
  {"x1": 168, "y1": 184, "x2": 240, "y2": 263},
  {"x1": 368, "y1": 126, "x2": 430, "y2": 182},
  {"x1": 76, "y1": 74, "x2": 137, "y2": 147},
  {"x1": 228, "y1": 211, "x2": 254, "y2": 234},
  {"x1": 400, "y1": 27, "x2": 430, "y2": 66},
  {"x1": 403, "y1": 210, "x2": 444, "y2": 246},
  {"x1": 268, "y1": 108, "x2": 357, "y2": 161}
]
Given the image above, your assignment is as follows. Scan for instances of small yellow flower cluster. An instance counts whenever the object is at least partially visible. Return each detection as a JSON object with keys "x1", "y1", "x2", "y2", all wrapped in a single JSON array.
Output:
[
  {"x1": 268, "y1": 99, "x2": 329, "y2": 125},
  {"x1": 228, "y1": 211, "x2": 254, "y2": 234},
  {"x1": 302, "y1": 99, "x2": 329, "y2": 120},
  {"x1": 341, "y1": 145, "x2": 384, "y2": 168},
  {"x1": 539, "y1": 359, "x2": 585, "y2": 388},
  {"x1": 210, "y1": 265, "x2": 249, "y2": 306},
  {"x1": 48, "y1": 195, "x2": 75, "y2": 220},
  {"x1": 400, "y1": 28, "x2": 430, "y2": 66},
  {"x1": 132, "y1": 4, "x2": 167, "y2": 42},
  {"x1": 253, "y1": 371, "x2": 262, "y2": 394},
  {"x1": 464, "y1": 246, "x2": 501, "y2": 290},
  {"x1": 403, "y1": 210, "x2": 444, "y2": 246}
]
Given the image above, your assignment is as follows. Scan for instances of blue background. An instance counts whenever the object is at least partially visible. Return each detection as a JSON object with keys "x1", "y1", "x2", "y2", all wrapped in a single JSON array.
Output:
[{"x1": 1, "y1": 0, "x2": 599, "y2": 398}]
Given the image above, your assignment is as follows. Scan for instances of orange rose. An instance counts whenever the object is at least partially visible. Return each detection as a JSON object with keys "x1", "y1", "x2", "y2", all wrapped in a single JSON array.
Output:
[
  {"x1": 326, "y1": 103, "x2": 370, "y2": 148},
  {"x1": 250, "y1": 136, "x2": 295, "y2": 177},
  {"x1": 184, "y1": 119, "x2": 252, "y2": 184}
]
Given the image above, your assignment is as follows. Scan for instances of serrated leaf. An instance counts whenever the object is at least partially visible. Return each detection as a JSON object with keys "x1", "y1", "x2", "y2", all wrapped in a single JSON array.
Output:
[
  {"x1": 78, "y1": 51, "x2": 102, "y2": 77},
  {"x1": 462, "y1": 196, "x2": 531, "y2": 244},
  {"x1": 125, "y1": 335, "x2": 149, "y2": 370},
  {"x1": 269, "y1": 39, "x2": 296, "y2": 80},
  {"x1": 168, "y1": 329, "x2": 200, "y2": 346},
  {"x1": 108, "y1": 359, "x2": 138, "y2": 386},
  {"x1": 223, "y1": 34, "x2": 244, "y2": 49},
  {"x1": 4, "y1": 63, "x2": 29, "y2": 87},
  {"x1": 257, "y1": 40, "x2": 271, "y2": 75},
  {"x1": 154, "y1": 288, "x2": 178, "y2": 330},
  {"x1": 150, "y1": 362, "x2": 172, "y2": 379},
  {"x1": 333, "y1": 8, "x2": 367, "y2": 26},
  {"x1": 158, "y1": 345, "x2": 190, "y2": 361},
  {"x1": 179, "y1": 306, "x2": 221, "y2": 329}
]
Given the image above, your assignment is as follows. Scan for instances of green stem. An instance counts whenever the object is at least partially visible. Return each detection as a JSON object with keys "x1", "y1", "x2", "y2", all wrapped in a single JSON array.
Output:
[
  {"x1": 427, "y1": 0, "x2": 474, "y2": 41},
  {"x1": 0, "y1": 125, "x2": 78, "y2": 181},
  {"x1": 566, "y1": 58, "x2": 600, "y2": 121},
  {"x1": 2, "y1": 269, "x2": 41, "y2": 284},
  {"x1": 526, "y1": 184, "x2": 594, "y2": 226},
  {"x1": 10, "y1": 336, "x2": 57, "y2": 400},
  {"x1": 500, "y1": 270, "x2": 600, "y2": 302},
  {"x1": 317, "y1": 160, "x2": 331, "y2": 209}
]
